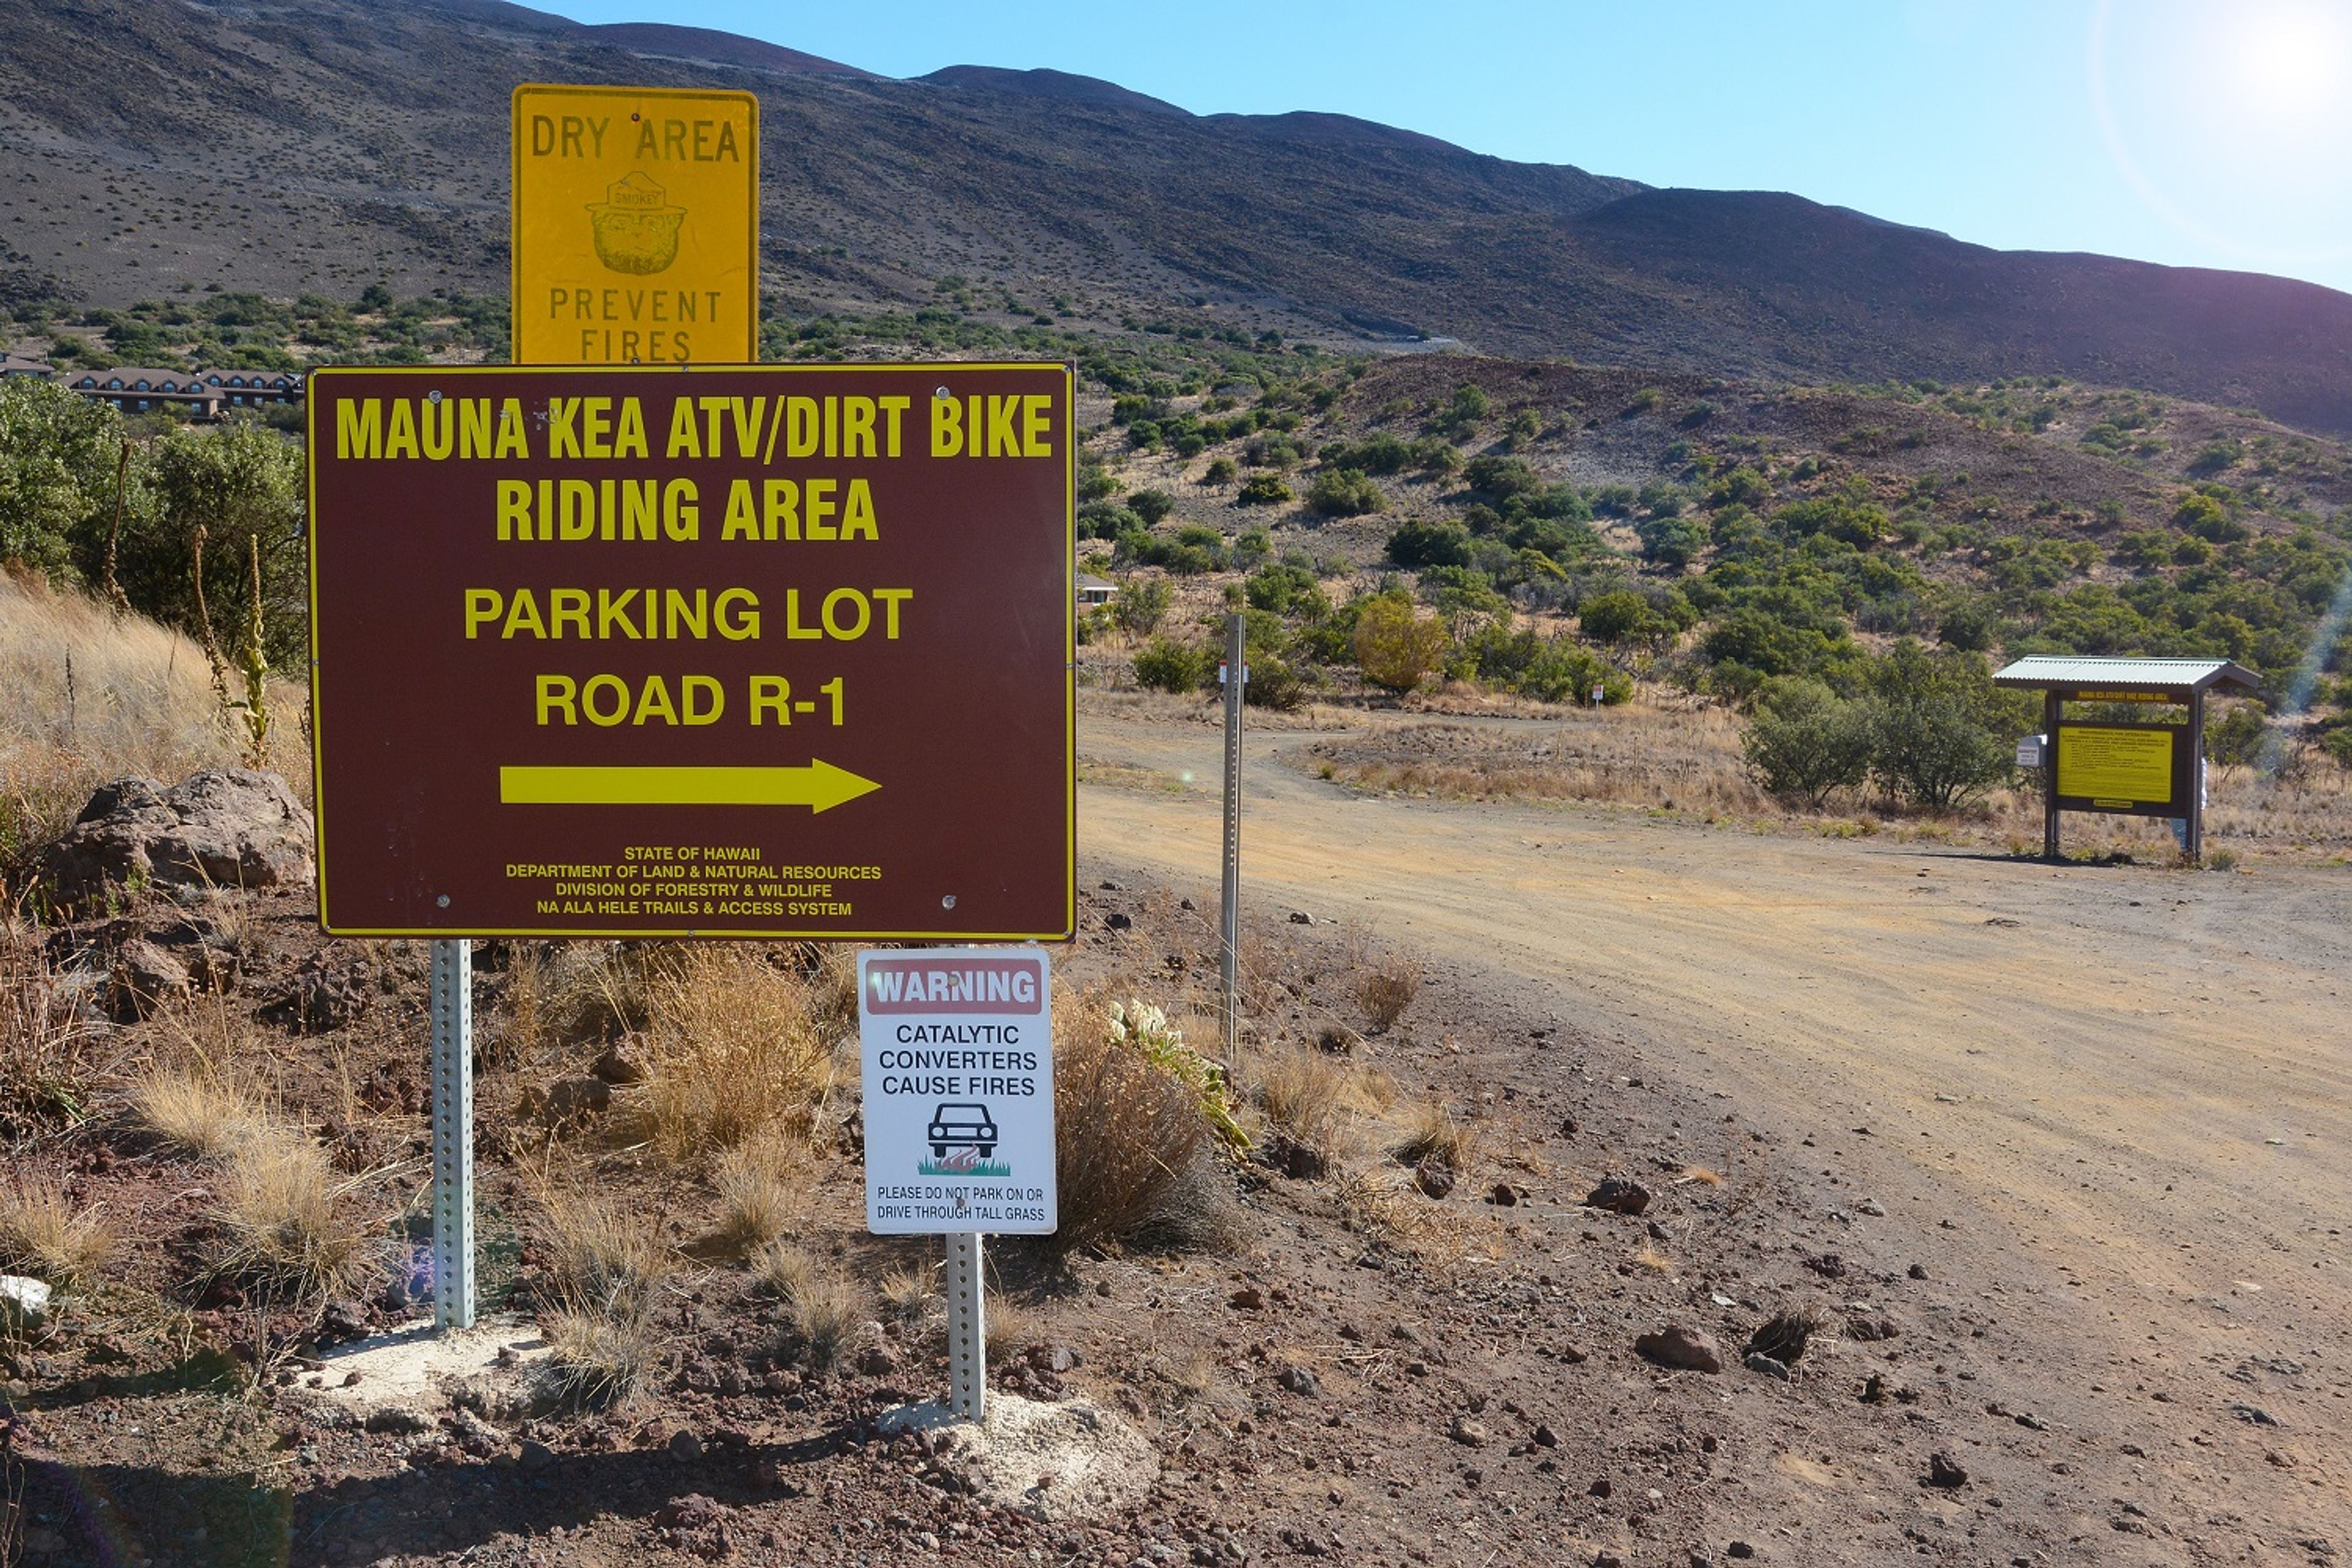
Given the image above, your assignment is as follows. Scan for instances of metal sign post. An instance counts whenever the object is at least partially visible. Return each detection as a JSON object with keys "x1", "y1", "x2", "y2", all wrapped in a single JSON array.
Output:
[
  {"x1": 429, "y1": 938, "x2": 475, "y2": 1329},
  {"x1": 1219, "y1": 612, "x2": 1245, "y2": 1066},
  {"x1": 945, "y1": 1233, "x2": 986, "y2": 1422}
]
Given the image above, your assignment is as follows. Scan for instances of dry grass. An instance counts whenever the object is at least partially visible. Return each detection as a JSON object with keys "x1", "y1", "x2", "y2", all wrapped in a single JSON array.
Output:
[
  {"x1": 207, "y1": 1131, "x2": 375, "y2": 1300},
  {"x1": 638, "y1": 948, "x2": 835, "y2": 1157},
  {"x1": 1390, "y1": 1098, "x2": 1476, "y2": 1172},
  {"x1": 1310, "y1": 701, "x2": 1766, "y2": 817},
  {"x1": 1677, "y1": 1165, "x2": 1724, "y2": 1186},
  {"x1": 1310, "y1": 696, "x2": 2352, "y2": 865},
  {"x1": 1356, "y1": 955, "x2": 1422, "y2": 1032},
  {"x1": 755, "y1": 1242, "x2": 865, "y2": 1370},
  {"x1": 1049, "y1": 990, "x2": 1226, "y2": 1254},
  {"x1": 0, "y1": 1183, "x2": 114, "y2": 1285},
  {"x1": 982, "y1": 1295, "x2": 1035, "y2": 1365},
  {"x1": 877, "y1": 1262, "x2": 933, "y2": 1329},
  {"x1": 130, "y1": 1058, "x2": 270, "y2": 1162},
  {"x1": 0, "y1": 572, "x2": 301, "y2": 878},
  {"x1": 0, "y1": 926, "x2": 113, "y2": 1136},
  {"x1": 710, "y1": 1134, "x2": 805, "y2": 1256},
  {"x1": 535, "y1": 1182, "x2": 671, "y2": 1321},
  {"x1": 532, "y1": 1177, "x2": 671, "y2": 1407},
  {"x1": 544, "y1": 1308, "x2": 657, "y2": 1408},
  {"x1": 1632, "y1": 1244, "x2": 1673, "y2": 1274},
  {"x1": 1253, "y1": 1042, "x2": 1357, "y2": 1170}
]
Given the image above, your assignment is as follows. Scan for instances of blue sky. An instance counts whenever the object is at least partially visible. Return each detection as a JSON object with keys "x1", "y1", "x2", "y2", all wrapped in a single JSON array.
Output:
[{"x1": 549, "y1": 0, "x2": 2352, "y2": 296}]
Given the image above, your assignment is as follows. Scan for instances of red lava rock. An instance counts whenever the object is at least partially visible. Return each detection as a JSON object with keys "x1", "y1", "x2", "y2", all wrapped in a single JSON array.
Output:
[
  {"x1": 1229, "y1": 1286, "x2": 1265, "y2": 1310},
  {"x1": 1415, "y1": 1160, "x2": 1457, "y2": 1199},
  {"x1": 1635, "y1": 1324, "x2": 1724, "y2": 1374},
  {"x1": 1926, "y1": 1450, "x2": 1969, "y2": 1488}
]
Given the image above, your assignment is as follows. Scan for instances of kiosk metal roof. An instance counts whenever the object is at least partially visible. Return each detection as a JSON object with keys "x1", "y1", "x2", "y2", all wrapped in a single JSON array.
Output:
[{"x1": 1991, "y1": 655, "x2": 2260, "y2": 695}]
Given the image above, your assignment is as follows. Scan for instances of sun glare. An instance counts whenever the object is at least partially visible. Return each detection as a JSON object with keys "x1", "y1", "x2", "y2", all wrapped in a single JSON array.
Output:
[{"x1": 2223, "y1": 2, "x2": 2352, "y2": 117}]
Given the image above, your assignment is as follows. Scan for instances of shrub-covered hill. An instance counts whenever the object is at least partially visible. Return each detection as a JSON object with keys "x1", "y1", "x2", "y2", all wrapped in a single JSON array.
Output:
[{"x1": 1085, "y1": 352, "x2": 2352, "y2": 720}]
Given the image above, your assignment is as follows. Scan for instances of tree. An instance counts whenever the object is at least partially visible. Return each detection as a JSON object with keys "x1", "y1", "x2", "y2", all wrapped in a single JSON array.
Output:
[
  {"x1": 133, "y1": 421, "x2": 308, "y2": 662},
  {"x1": 1237, "y1": 474, "x2": 1292, "y2": 505},
  {"x1": 1352, "y1": 594, "x2": 1448, "y2": 693},
  {"x1": 1129, "y1": 489, "x2": 1175, "y2": 525},
  {"x1": 1112, "y1": 578, "x2": 1171, "y2": 638},
  {"x1": 1864, "y1": 642, "x2": 2020, "y2": 809},
  {"x1": 0, "y1": 377, "x2": 128, "y2": 582},
  {"x1": 1743, "y1": 680, "x2": 1874, "y2": 807},
  {"x1": 1577, "y1": 590, "x2": 1667, "y2": 646}
]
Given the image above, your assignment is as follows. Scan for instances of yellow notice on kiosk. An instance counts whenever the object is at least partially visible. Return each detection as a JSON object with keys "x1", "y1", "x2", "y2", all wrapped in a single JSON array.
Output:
[
  {"x1": 2058, "y1": 725, "x2": 2173, "y2": 805},
  {"x1": 511, "y1": 85, "x2": 758, "y2": 366}
]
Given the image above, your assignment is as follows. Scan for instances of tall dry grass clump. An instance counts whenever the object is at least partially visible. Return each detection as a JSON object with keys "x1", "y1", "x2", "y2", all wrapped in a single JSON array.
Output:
[
  {"x1": 0, "y1": 1183, "x2": 115, "y2": 1285},
  {"x1": 1049, "y1": 993, "x2": 1235, "y2": 1254},
  {"x1": 710, "y1": 1133, "x2": 806, "y2": 1255},
  {"x1": 131, "y1": 1058, "x2": 270, "y2": 1161},
  {"x1": 208, "y1": 1130, "x2": 377, "y2": 1300},
  {"x1": 1253, "y1": 1042, "x2": 1357, "y2": 1175},
  {"x1": 1392, "y1": 1098, "x2": 1477, "y2": 1174},
  {"x1": 638, "y1": 948, "x2": 836, "y2": 1157},
  {"x1": 755, "y1": 1242, "x2": 865, "y2": 1370},
  {"x1": 535, "y1": 1180, "x2": 672, "y2": 1406},
  {"x1": 0, "y1": 927, "x2": 112, "y2": 1136},
  {"x1": 1357, "y1": 954, "x2": 1422, "y2": 1032},
  {"x1": 0, "y1": 573, "x2": 299, "y2": 875}
]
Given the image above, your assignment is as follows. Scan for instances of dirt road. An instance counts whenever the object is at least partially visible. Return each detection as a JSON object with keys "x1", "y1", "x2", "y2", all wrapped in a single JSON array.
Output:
[{"x1": 1079, "y1": 700, "x2": 2352, "y2": 1558}]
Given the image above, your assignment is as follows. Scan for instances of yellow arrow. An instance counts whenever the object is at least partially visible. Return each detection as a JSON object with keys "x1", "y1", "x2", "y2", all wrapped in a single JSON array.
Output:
[{"x1": 499, "y1": 760, "x2": 881, "y2": 813}]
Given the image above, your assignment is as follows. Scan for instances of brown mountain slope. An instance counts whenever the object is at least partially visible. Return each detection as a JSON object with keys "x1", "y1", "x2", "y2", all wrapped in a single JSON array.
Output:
[{"x1": 7, "y1": 0, "x2": 2352, "y2": 435}]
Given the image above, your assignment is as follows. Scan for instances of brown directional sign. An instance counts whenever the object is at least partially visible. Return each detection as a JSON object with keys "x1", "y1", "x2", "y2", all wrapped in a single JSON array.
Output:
[{"x1": 306, "y1": 363, "x2": 1074, "y2": 939}]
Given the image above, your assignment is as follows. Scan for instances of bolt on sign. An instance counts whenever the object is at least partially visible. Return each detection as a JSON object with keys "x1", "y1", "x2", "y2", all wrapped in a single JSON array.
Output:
[
  {"x1": 860, "y1": 949, "x2": 1056, "y2": 1235},
  {"x1": 305, "y1": 363, "x2": 1074, "y2": 940},
  {"x1": 511, "y1": 85, "x2": 758, "y2": 365}
]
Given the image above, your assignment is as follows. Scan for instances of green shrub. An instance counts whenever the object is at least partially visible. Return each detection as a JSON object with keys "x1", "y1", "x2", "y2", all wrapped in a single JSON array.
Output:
[
  {"x1": 1743, "y1": 680, "x2": 1874, "y2": 807},
  {"x1": 1130, "y1": 489, "x2": 1176, "y2": 525},
  {"x1": 1237, "y1": 474, "x2": 1292, "y2": 505},
  {"x1": 1112, "y1": 578, "x2": 1172, "y2": 638},
  {"x1": 1352, "y1": 595, "x2": 1447, "y2": 693},
  {"x1": 1578, "y1": 590, "x2": 1670, "y2": 646},
  {"x1": 1307, "y1": 468, "x2": 1385, "y2": 518},
  {"x1": 1385, "y1": 520, "x2": 1471, "y2": 570},
  {"x1": 2205, "y1": 702, "x2": 2267, "y2": 766},
  {"x1": 1864, "y1": 643, "x2": 2021, "y2": 809},
  {"x1": 1202, "y1": 457, "x2": 1237, "y2": 485},
  {"x1": 1463, "y1": 454, "x2": 1544, "y2": 502},
  {"x1": 1133, "y1": 638, "x2": 1214, "y2": 693},
  {"x1": 1317, "y1": 433, "x2": 1411, "y2": 475},
  {"x1": 1410, "y1": 437, "x2": 1464, "y2": 475},
  {"x1": 1245, "y1": 562, "x2": 1324, "y2": 616},
  {"x1": 1635, "y1": 513, "x2": 1708, "y2": 567}
]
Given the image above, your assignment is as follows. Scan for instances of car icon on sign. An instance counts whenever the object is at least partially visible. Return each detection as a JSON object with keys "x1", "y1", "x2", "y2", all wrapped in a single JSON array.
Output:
[{"x1": 927, "y1": 1102, "x2": 998, "y2": 1158}]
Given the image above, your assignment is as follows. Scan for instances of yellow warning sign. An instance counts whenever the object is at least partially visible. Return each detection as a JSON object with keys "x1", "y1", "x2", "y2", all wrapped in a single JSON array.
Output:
[
  {"x1": 2057, "y1": 725, "x2": 2173, "y2": 805},
  {"x1": 510, "y1": 85, "x2": 758, "y2": 366}
]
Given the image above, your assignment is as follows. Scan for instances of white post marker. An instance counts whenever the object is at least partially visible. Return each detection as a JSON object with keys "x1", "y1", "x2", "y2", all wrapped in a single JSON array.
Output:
[{"x1": 861, "y1": 948, "x2": 1057, "y2": 1422}]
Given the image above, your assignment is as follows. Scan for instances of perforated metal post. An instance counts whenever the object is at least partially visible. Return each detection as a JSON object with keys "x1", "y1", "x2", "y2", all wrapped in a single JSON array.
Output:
[
  {"x1": 945, "y1": 1232, "x2": 986, "y2": 1422},
  {"x1": 430, "y1": 938, "x2": 475, "y2": 1330},
  {"x1": 1219, "y1": 612, "x2": 1245, "y2": 1066}
]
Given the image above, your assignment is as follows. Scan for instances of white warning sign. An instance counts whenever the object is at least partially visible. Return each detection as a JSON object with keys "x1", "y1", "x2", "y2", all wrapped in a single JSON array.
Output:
[{"x1": 859, "y1": 948, "x2": 1057, "y2": 1235}]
